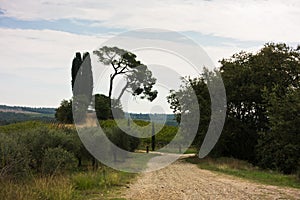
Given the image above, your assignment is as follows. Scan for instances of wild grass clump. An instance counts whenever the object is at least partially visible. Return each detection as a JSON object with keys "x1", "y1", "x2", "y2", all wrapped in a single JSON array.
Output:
[
  {"x1": 72, "y1": 168, "x2": 131, "y2": 191},
  {"x1": 0, "y1": 176, "x2": 74, "y2": 200}
]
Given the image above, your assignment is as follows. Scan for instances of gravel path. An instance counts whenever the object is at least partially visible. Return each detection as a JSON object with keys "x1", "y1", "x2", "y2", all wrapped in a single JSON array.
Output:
[{"x1": 123, "y1": 157, "x2": 300, "y2": 200}]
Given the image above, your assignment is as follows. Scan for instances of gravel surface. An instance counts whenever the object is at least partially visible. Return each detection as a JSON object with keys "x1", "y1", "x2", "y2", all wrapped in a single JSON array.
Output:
[{"x1": 123, "y1": 158, "x2": 300, "y2": 200}]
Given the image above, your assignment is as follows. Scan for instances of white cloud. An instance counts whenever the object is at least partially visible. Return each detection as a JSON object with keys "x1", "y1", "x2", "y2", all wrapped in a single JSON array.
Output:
[
  {"x1": 1, "y1": 0, "x2": 300, "y2": 42},
  {"x1": 0, "y1": 28, "x2": 106, "y2": 107},
  {"x1": 0, "y1": 28, "x2": 106, "y2": 78},
  {"x1": 202, "y1": 44, "x2": 264, "y2": 67}
]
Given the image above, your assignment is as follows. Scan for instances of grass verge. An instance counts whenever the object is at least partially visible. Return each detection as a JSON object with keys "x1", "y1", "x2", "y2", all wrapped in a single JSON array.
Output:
[
  {"x1": 0, "y1": 167, "x2": 135, "y2": 200},
  {"x1": 0, "y1": 152, "x2": 158, "y2": 200},
  {"x1": 186, "y1": 156, "x2": 300, "y2": 189}
]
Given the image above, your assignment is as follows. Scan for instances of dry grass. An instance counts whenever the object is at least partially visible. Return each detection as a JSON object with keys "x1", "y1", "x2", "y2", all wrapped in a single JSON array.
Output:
[
  {"x1": 0, "y1": 176, "x2": 74, "y2": 200},
  {"x1": 0, "y1": 168, "x2": 135, "y2": 200}
]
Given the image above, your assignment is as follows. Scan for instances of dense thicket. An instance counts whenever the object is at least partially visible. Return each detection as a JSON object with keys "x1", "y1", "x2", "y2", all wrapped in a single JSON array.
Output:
[{"x1": 168, "y1": 43, "x2": 300, "y2": 174}]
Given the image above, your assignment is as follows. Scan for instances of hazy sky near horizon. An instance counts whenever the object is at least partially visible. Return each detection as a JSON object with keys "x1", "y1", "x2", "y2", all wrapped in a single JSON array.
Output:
[{"x1": 0, "y1": 0, "x2": 300, "y2": 113}]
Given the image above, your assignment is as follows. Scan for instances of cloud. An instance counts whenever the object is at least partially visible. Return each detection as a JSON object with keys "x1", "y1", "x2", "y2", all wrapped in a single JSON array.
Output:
[
  {"x1": 202, "y1": 44, "x2": 264, "y2": 67},
  {"x1": 0, "y1": 28, "x2": 106, "y2": 71},
  {"x1": 1, "y1": 0, "x2": 300, "y2": 42},
  {"x1": 0, "y1": 28, "x2": 107, "y2": 106}
]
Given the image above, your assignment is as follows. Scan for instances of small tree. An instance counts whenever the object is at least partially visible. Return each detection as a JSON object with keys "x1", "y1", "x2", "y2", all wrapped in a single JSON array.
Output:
[
  {"x1": 94, "y1": 94, "x2": 124, "y2": 120},
  {"x1": 71, "y1": 52, "x2": 82, "y2": 91},
  {"x1": 55, "y1": 99, "x2": 73, "y2": 124},
  {"x1": 41, "y1": 147, "x2": 77, "y2": 175},
  {"x1": 93, "y1": 46, "x2": 157, "y2": 103}
]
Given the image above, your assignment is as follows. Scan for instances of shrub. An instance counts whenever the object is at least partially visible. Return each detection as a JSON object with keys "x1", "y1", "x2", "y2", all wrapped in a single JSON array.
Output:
[
  {"x1": 256, "y1": 136, "x2": 299, "y2": 174},
  {"x1": 107, "y1": 127, "x2": 140, "y2": 152},
  {"x1": 41, "y1": 147, "x2": 77, "y2": 175},
  {"x1": 0, "y1": 132, "x2": 29, "y2": 179}
]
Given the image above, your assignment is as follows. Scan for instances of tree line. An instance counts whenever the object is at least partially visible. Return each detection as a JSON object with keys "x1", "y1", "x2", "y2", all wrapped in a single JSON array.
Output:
[
  {"x1": 55, "y1": 43, "x2": 299, "y2": 175},
  {"x1": 168, "y1": 43, "x2": 300, "y2": 174}
]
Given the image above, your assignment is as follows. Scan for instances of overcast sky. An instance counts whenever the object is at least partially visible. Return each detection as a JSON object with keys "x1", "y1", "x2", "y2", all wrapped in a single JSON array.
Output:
[{"x1": 0, "y1": 0, "x2": 299, "y2": 113}]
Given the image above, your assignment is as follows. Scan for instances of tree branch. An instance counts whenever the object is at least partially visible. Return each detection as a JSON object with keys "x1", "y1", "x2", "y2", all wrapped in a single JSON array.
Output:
[{"x1": 117, "y1": 82, "x2": 130, "y2": 102}]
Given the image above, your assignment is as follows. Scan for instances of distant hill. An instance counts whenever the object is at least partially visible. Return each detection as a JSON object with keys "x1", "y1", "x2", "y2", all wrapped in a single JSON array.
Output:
[
  {"x1": 0, "y1": 105, "x2": 55, "y2": 125},
  {"x1": 0, "y1": 105, "x2": 56, "y2": 114},
  {"x1": 125, "y1": 113, "x2": 178, "y2": 126},
  {"x1": 0, "y1": 105, "x2": 178, "y2": 126}
]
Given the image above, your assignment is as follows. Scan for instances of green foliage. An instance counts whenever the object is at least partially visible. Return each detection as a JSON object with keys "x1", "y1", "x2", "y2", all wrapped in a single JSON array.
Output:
[
  {"x1": 71, "y1": 167, "x2": 128, "y2": 191},
  {"x1": 167, "y1": 71, "x2": 212, "y2": 148},
  {"x1": 218, "y1": 43, "x2": 300, "y2": 162},
  {"x1": 55, "y1": 94, "x2": 125, "y2": 123},
  {"x1": 71, "y1": 52, "x2": 93, "y2": 98},
  {"x1": 297, "y1": 168, "x2": 300, "y2": 181},
  {"x1": 0, "y1": 121, "x2": 137, "y2": 199},
  {"x1": 72, "y1": 52, "x2": 82, "y2": 91},
  {"x1": 168, "y1": 43, "x2": 300, "y2": 175},
  {"x1": 55, "y1": 99, "x2": 73, "y2": 124},
  {"x1": 94, "y1": 94, "x2": 111, "y2": 120},
  {"x1": 0, "y1": 132, "x2": 29, "y2": 179},
  {"x1": 256, "y1": 88, "x2": 300, "y2": 174},
  {"x1": 0, "y1": 123, "x2": 85, "y2": 178},
  {"x1": 0, "y1": 121, "x2": 47, "y2": 133},
  {"x1": 93, "y1": 46, "x2": 157, "y2": 102},
  {"x1": 99, "y1": 119, "x2": 179, "y2": 150},
  {"x1": 72, "y1": 171, "x2": 105, "y2": 190},
  {"x1": 42, "y1": 147, "x2": 77, "y2": 175},
  {"x1": 140, "y1": 125, "x2": 178, "y2": 148},
  {"x1": 0, "y1": 111, "x2": 54, "y2": 125},
  {"x1": 94, "y1": 94, "x2": 124, "y2": 120},
  {"x1": 106, "y1": 127, "x2": 140, "y2": 152}
]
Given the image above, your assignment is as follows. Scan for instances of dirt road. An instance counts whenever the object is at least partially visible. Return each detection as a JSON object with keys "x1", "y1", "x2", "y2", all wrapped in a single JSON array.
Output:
[{"x1": 123, "y1": 158, "x2": 300, "y2": 200}]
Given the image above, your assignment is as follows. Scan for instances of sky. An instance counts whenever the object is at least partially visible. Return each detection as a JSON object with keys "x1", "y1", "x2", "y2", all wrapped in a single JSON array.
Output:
[{"x1": 0, "y1": 0, "x2": 300, "y2": 113}]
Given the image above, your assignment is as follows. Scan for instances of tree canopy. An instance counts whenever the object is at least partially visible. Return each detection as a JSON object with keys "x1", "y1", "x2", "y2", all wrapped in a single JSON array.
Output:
[
  {"x1": 168, "y1": 43, "x2": 300, "y2": 174},
  {"x1": 93, "y1": 46, "x2": 157, "y2": 103}
]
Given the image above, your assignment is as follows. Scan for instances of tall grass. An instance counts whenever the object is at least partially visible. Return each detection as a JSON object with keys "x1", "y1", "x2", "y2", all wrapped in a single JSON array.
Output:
[
  {"x1": 0, "y1": 168, "x2": 135, "y2": 200},
  {"x1": 0, "y1": 176, "x2": 74, "y2": 200}
]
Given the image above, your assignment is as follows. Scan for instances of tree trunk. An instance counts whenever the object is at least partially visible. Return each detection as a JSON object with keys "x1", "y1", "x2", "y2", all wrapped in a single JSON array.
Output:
[
  {"x1": 151, "y1": 122, "x2": 155, "y2": 151},
  {"x1": 108, "y1": 75, "x2": 114, "y2": 101},
  {"x1": 117, "y1": 82, "x2": 129, "y2": 102}
]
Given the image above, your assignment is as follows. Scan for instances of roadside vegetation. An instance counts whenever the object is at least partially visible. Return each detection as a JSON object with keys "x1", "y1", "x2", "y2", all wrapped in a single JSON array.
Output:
[
  {"x1": 169, "y1": 43, "x2": 300, "y2": 176},
  {"x1": 186, "y1": 157, "x2": 300, "y2": 189},
  {"x1": 0, "y1": 121, "x2": 138, "y2": 200},
  {"x1": 0, "y1": 120, "x2": 177, "y2": 200}
]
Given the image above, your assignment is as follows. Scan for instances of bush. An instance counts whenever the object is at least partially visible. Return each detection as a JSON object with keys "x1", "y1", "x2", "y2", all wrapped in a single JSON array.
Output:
[
  {"x1": 42, "y1": 147, "x2": 77, "y2": 175},
  {"x1": 107, "y1": 127, "x2": 140, "y2": 152},
  {"x1": 55, "y1": 99, "x2": 73, "y2": 124},
  {"x1": 256, "y1": 135, "x2": 300, "y2": 174},
  {"x1": 0, "y1": 132, "x2": 29, "y2": 179}
]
